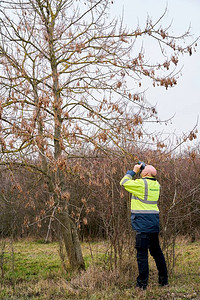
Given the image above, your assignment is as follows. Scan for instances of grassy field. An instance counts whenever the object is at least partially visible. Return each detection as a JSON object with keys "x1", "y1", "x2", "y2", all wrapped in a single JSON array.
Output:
[{"x1": 0, "y1": 238, "x2": 199, "y2": 299}]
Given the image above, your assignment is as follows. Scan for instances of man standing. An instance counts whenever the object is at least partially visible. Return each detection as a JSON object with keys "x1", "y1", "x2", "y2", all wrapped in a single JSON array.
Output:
[{"x1": 120, "y1": 163, "x2": 168, "y2": 290}]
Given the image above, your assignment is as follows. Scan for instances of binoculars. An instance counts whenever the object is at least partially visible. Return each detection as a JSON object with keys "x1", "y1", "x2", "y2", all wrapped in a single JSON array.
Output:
[{"x1": 137, "y1": 161, "x2": 146, "y2": 171}]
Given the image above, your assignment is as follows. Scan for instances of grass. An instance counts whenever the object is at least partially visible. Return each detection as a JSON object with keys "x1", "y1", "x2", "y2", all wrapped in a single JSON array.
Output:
[
  {"x1": 0, "y1": 238, "x2": 199, "y2": 299},
  {"x1": 1, "y1": 240, "x2": 62, "y2": 282}
]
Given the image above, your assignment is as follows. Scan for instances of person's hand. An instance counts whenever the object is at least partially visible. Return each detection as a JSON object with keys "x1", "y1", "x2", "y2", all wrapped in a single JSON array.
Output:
[{"x1": 133, "y1": 164, "x2": 142, "y2": 174}]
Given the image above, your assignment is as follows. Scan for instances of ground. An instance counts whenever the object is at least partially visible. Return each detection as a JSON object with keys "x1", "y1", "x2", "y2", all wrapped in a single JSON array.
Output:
[{"x1": 0, "y1": 238, "x2": 199, "y2": 299}]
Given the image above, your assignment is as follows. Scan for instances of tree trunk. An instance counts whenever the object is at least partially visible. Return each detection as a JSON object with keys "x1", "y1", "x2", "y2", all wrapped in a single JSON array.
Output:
[
  {"x1": 46, "y1": 16, "x2": 85, "y2": 271},
  {"x1": 59, "y1": 207, "x2": 85, "y2": 270}
]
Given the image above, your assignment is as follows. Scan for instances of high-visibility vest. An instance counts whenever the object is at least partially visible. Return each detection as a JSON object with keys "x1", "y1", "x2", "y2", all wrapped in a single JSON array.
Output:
[{"x1": 120, "y1": 174, "x2": 160, "y2": 214}]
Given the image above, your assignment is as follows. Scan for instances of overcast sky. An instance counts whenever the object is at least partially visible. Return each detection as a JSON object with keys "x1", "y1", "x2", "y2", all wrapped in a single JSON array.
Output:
[{"x1": 110, "y1": 0, "x2": 200, "y2": 142}]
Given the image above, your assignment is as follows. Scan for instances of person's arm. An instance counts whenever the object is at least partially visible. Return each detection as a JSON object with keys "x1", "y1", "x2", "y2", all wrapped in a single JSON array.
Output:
[{"x1": 120, "y1": 164, "x2": 142, "y2": 194}]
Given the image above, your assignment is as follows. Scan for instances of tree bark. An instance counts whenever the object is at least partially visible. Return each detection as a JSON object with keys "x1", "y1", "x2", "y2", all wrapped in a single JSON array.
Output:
[{"x1": 59, "y1": 207, "x2": 85, "y2": 270}]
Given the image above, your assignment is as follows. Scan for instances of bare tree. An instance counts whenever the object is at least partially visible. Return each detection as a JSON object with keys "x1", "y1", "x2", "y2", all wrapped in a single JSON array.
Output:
[{"x1": 0, "y1": 0, "x2": 196, "y2": 270}]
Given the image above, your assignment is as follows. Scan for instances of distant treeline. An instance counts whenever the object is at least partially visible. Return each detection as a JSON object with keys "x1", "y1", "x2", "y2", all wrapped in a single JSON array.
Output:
[{"x1": 1, "y1": 147, "x2": 200, "y2": 243}]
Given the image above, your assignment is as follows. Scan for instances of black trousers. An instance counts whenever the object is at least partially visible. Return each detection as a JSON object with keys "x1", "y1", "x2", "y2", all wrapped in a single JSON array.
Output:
[{"x1": 135, "y1": 232, "x2": 168, "y2": 289}]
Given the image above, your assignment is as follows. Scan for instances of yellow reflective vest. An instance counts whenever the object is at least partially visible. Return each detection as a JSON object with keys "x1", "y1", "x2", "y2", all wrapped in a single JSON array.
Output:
[{"x1": 120, "y1": 172, "x2": 160, "y2": 232}]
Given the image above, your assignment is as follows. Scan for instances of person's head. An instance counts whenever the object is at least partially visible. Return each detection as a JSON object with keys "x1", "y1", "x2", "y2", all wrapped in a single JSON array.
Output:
[{"x1": 141, "y1": 165, "x2": 157, "y2": 177}]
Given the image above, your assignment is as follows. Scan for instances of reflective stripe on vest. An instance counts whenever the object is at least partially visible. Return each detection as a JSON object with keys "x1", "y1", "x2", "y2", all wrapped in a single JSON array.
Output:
[
  {"x1": 121, "y1": 174, "x2": 132, "y2": 185},
  {"x1": 131, "y1": 178, "x2": 158, "y2": 205},
  {"x1": 131, "y1": 209, "x2": 159, "y2": 214}
]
